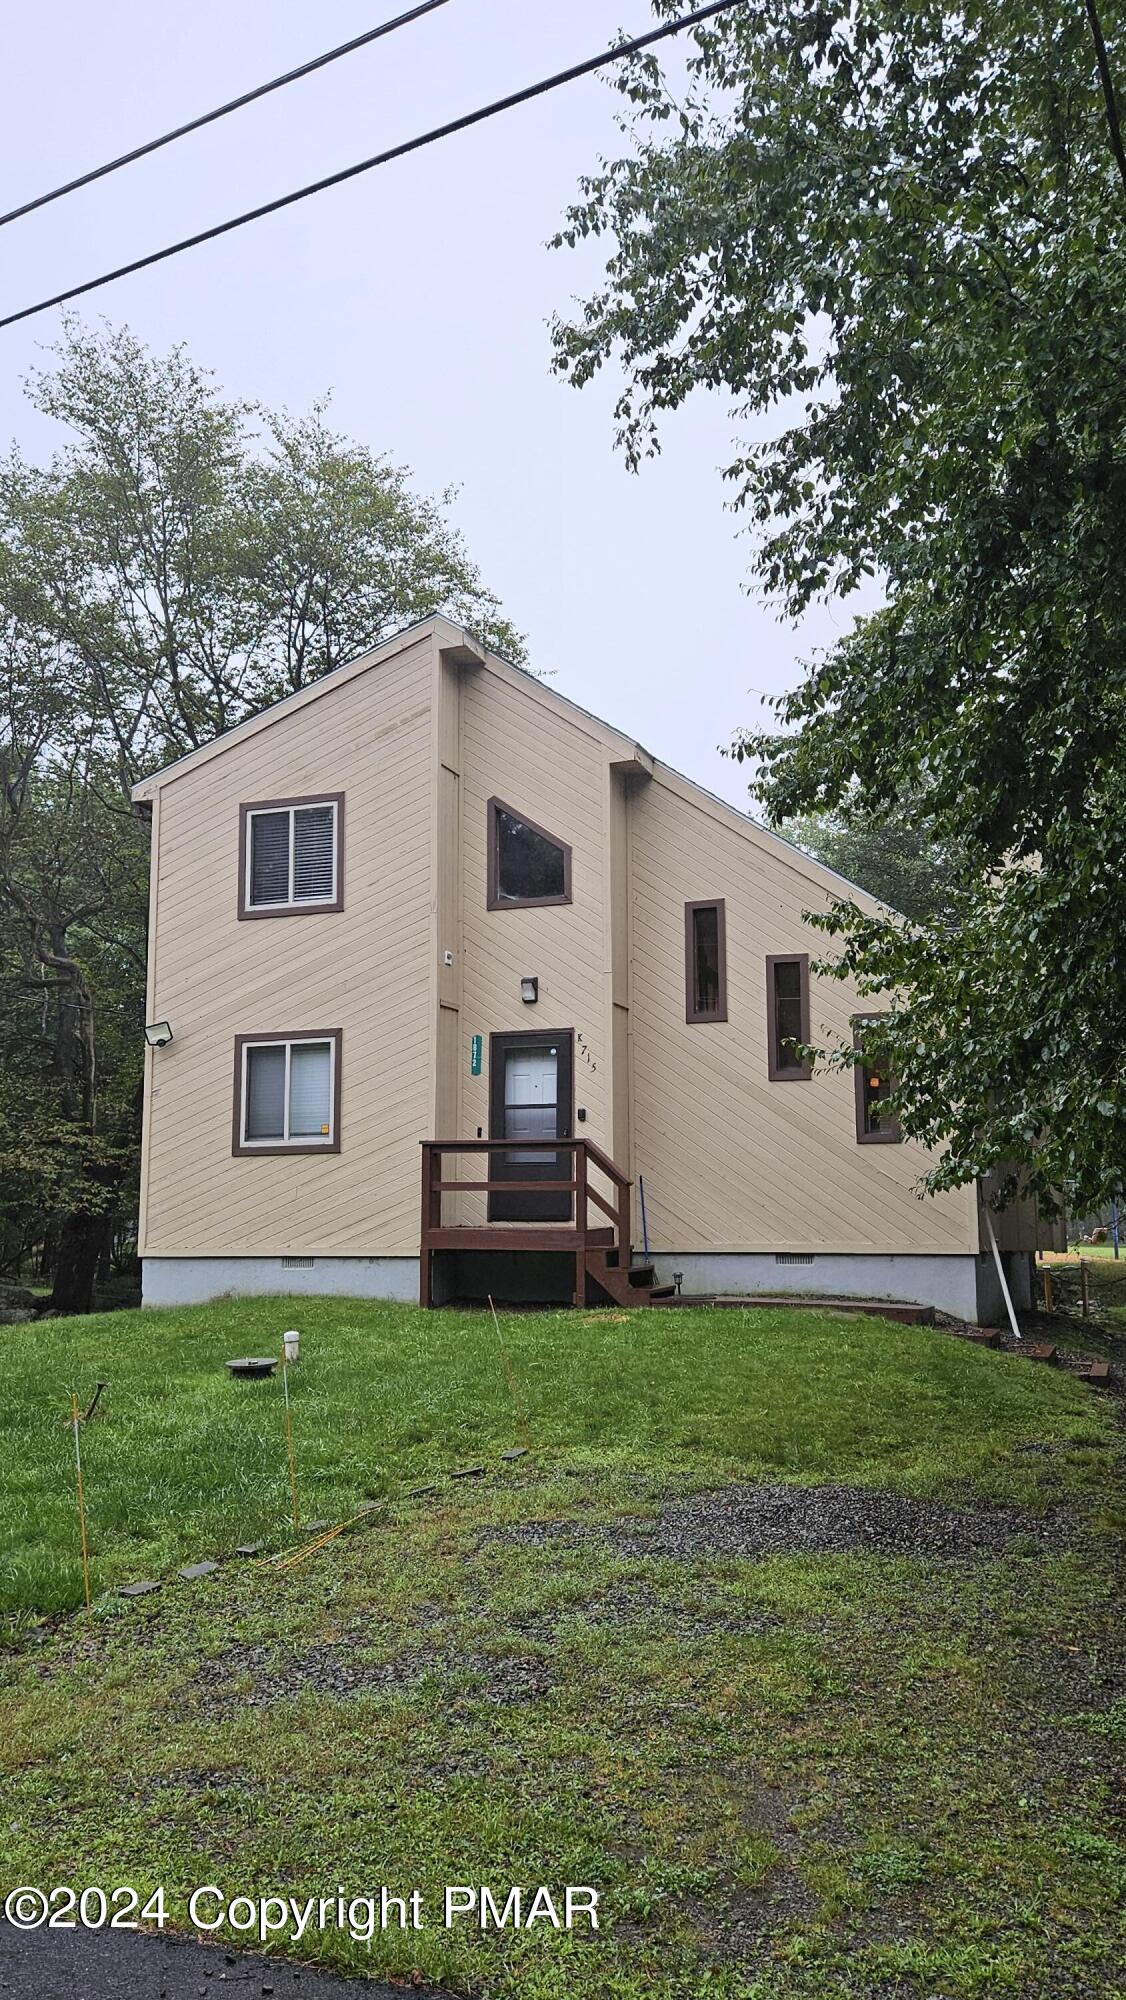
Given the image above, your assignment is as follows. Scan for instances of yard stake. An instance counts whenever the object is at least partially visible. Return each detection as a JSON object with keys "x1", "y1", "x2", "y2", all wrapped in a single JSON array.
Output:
[
  {"x1": 281, "y1": 1348, "x2": 300, "y2": 1531},
  {"x1": 488, "y1": 1293, "x2": 533, "y2": 1452},
  {"x1": 259, "y1": 1506, "x2": 372, "y2": 1572},
  {"x1": 70, "y1": 1392, "x2": 92, "y2": 1616},
  {"x1": 274, "y1": 1522, "x2": 347, "y2": 1572},
  {"x1": 1081, "y1": 1261, "x2": 1090, "y2": 1317}
]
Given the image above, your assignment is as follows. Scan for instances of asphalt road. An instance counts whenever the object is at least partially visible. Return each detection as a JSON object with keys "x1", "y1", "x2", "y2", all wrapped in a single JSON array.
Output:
[{"x1": 0, "y1": 1922, "x2": 428, "y2": 1998}]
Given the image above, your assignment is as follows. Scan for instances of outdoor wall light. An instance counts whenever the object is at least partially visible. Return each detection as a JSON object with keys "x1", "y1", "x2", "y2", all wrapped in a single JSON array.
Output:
[
  {"x1": 144, "y1": 1020, "x2": 174, "y2": 1049},
  {"x1": 520, "y1": 976, "x2": 539, "y2": 1005}
]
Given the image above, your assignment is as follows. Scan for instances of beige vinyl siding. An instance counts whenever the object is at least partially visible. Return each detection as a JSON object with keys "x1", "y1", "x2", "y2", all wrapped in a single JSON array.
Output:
[
  {"x1": 629, "y1": 774, "x2": 978, "y2": 1256},
  {"x1": 137, "y1": 612, "x2": 983, "y2": 1275},
  {"x1": 140, "y1": 635, "x2": 436, "y2": 1258},
  {"x1": 456, "y1": 662, "x2": 615, "y2": 1198}
]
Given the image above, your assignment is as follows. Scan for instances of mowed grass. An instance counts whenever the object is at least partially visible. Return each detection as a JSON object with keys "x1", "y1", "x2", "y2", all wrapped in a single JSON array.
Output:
[
  {"x1": 2, "y1": 1299, "x2": 1124, "y2": 1998},
  {"x1": 1, "y1": 1296, "x2": 1116, "y2": 1620}
]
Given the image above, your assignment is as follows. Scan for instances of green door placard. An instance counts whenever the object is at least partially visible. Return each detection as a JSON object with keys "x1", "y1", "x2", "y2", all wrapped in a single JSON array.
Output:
[{"x1": 469, "y1": 1033, "x2": 483, "y2": 1077}]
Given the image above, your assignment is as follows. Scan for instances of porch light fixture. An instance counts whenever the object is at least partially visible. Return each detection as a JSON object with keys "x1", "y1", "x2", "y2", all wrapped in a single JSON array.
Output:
[
  {"x1": 144, "y1": 1020, "x2": 174, "y2": 1049},
  {"x1": 520, "y1": 976, "x2": 539, "y2": 1005}
]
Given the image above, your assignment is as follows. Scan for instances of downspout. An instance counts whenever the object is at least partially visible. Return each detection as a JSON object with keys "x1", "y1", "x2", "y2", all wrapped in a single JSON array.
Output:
[{"x1": 983, "y1": 1208, "x2": 1022, "y2": 1345}]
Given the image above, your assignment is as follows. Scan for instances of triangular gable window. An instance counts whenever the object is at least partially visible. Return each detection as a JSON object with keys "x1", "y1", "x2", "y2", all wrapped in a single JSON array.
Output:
[{"x1": 487, "y1": 798, "x2": 572, "y2": 909}]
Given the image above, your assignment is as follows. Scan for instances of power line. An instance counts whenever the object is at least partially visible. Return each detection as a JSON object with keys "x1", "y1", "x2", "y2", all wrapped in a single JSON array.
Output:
[
  {"x1": 0, "y1": 0, "x2": 745, "y2": 333},
  {"x1": 0, "y1": 0, "x2": 451, "y2": 233}
]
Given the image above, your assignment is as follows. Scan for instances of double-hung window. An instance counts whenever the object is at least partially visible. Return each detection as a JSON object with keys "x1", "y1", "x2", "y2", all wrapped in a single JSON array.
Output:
[
  {"x1": 234, "y1": 1032, "x2": 341, "y2": 1154},
  {"x1": 239, "y1": 796, "x2": 343, "y2": 917}
]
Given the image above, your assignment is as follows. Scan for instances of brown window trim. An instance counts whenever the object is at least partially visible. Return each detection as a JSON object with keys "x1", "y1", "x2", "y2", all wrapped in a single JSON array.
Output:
[
  {"x1": 486, "y1": 796, "x2": 573, "y2": 911},
  {"x1": 684, "y1": 899, "x2": 728, "y2": 1023},
  {"x1": 237, "y1": 793, "x2": 345, "y2": 921},
  {"x1": 852, "y1": 1016, "x2": 902, "y2": 1145},
  {"x1": 766, "y1": 953, "x2": 812, "y2": 1081},
  {"x1": 232, "y1": 1030, "x2": 342, "y2": 1156}
]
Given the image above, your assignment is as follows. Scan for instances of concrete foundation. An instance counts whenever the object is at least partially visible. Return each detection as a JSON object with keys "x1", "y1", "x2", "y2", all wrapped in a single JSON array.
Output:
[
  {"x1": 141, "y1": 1256, "x2": 420, "y2": 1307},
  {"x1": 142, "y1": 1247, "x2": 1026, "y2": 1325}
]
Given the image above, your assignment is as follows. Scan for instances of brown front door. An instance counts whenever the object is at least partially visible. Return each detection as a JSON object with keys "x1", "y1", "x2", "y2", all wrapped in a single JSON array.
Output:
[{"x1": 488, "y1": 1030, "x2": 574, "y2": 1222}]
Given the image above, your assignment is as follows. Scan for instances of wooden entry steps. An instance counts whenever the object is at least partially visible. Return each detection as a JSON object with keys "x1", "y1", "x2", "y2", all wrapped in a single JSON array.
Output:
[
  {"x1": 584, "y1": 1246, "x2": 676, "y2": 1307},
  {"x1": 421, "y1": 1135, "x2": 679, "y2": 1308}
]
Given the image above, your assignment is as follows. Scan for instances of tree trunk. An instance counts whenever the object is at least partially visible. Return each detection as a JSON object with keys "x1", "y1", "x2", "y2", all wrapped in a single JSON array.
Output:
[{"x1": 50, "y1": 1213, "x2": 111, "y2": 1315}]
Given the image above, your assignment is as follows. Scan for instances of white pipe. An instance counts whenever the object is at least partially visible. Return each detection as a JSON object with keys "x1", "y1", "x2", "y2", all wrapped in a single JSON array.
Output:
[{"x1": 983, "y1": 1208, "x2": 1022, "y2": 1344}]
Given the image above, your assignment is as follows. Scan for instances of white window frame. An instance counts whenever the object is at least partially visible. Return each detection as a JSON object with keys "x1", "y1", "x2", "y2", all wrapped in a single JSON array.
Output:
[
  {"x1": 238, "y1": 1034, "x2": 338, "y2": 1151},
  {"x1": 245, "y1": 800, "x2": 339, "y2": 912}
]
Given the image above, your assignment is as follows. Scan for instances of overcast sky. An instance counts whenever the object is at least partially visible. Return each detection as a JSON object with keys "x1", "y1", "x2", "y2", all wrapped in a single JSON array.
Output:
[{"x1": 0, "y1": 0, "x2": 870, "y2": 810}]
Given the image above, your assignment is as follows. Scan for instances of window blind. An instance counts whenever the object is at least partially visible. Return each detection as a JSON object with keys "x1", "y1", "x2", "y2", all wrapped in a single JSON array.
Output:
[
  {"x1": 249, "y1": 811, "x2": 290, "y2": 905},
  {"x1": 293, "y1": 805, "x2": 335, "y2": 902}
]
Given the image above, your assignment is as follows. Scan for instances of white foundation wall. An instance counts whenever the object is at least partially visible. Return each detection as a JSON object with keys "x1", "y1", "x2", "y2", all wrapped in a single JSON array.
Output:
[
  {"x1": 141, "y1": 1248, "x2": 1027, "y2": 1323},
  {"x1": 142, "y1": 1256, "x2": 421, "y2": 1307}
]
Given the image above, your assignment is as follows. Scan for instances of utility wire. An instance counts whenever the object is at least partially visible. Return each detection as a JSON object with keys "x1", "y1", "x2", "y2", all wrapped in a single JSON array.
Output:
[
  {"x1": 0, "y1": 0, "x2": 451, "y2": 233},
  {"x1": 0, "y1": 0, "x2": 745, "y2": 333}
]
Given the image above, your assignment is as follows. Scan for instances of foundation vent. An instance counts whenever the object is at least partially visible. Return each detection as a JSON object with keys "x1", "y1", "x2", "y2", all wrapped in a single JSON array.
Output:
[
  {"x1": 282, "y1": 1256, "x2": 314, "y2": 1269},
  {"x1": 775, "y1": 1252, "x2": 814, "y2": 1265}
]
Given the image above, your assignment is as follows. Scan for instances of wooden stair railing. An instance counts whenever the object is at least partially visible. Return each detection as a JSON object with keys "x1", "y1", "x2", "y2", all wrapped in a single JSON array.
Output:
[{"x1": 419, "y1": 1137, "x2": 673, "y2": 1308}]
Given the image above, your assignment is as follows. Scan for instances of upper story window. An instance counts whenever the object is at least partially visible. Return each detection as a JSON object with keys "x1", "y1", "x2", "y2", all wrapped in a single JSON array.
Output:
[
  {"x1": 239, "y1": 795, "x2": 343, "y2": 919},
  {"x1": 233, "y1": 1031, "x2": 341, "y2": 1155},
  {"x1": 487, "y1": 797, "x2": 572, "y2": 910},
  {"x1": 853, "y1": 1015, "x2": 902, "y2": 1144},
  {"x1": 766, "y1": 954, "x2": 811, "y2": 1080},
  {"x1": 685, "y1": 900, "x2": 727, "y2": 1022}
]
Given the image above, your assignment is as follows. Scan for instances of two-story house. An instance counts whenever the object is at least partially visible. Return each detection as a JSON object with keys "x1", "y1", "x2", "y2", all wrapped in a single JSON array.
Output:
[{"x1": 131, "y1": 615, "x2": 1048, "y2": 1321}]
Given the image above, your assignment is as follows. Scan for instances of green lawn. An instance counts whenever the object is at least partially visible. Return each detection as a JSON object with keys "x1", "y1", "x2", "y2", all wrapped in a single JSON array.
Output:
[{"x1": 1, "y1": 1297, "x2": 1124, "y2": 1998}]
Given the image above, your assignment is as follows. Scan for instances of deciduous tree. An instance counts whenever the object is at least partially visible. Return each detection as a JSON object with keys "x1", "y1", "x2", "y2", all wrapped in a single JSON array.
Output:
[
  {"x1": 554, "y1": 0, "x2": 1126, "y2": 1212},
  {"x1": 0, "y1": 321, "x2": 521, "y2": 1307}
]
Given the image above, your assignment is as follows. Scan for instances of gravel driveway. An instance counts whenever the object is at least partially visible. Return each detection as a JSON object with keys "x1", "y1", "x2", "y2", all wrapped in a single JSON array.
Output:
[{"x1": 481, "y1": 1479, "x2": 1077, "y2": 1561}]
